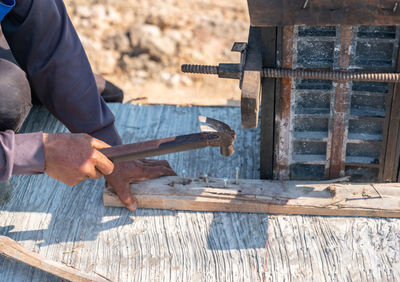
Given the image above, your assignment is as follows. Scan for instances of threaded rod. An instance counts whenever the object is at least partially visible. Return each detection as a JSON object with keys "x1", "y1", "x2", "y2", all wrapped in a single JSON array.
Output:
[{"x1": 181, "y1": 64, "x2": 400, "y2": 82}]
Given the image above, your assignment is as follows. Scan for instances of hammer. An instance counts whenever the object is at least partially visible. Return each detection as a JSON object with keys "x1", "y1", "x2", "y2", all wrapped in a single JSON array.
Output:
[{"x1": 100, "y1": 116, "x2": 236, "y2": 163}]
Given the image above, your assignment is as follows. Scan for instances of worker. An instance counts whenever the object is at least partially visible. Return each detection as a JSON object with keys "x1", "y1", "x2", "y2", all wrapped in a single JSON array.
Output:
[{"x1": 0, "y1": 0, "x2": 175, "y2": 210}]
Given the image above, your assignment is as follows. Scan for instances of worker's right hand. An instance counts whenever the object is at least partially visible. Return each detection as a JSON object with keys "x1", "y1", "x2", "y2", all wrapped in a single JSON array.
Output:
[{"x1": 42, "y1": 133, "x2": 114, "y2": 186}]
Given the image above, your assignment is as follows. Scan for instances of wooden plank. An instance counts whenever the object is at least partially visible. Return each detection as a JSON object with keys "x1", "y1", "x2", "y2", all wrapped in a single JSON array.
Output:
[
  {"x1": 241, "y1": 26, "x2": 262, "y2": 128},
  {"x1": 0, "y1": 236, "x2": 109, "y2": 282},
  {"x1": 382, "y1": 83, "x2": 400, "y2": 181},
  {"x1": 382, "y1": 30, "x2": 400, "y2": 181},
  {"x1": 260, "y1": 27, "x2": 277, "y2": 179},
  {"x1": 103, "y1": 176, "x2": 400, "y2": 218},
  {"x1": 248, "y1": 0, "x2": 400, "y2": 26},
  {"x1": 1, "y1": 104, "x2": 264, "y2": 281},
  {"x1": 329, "y1": 26, "x2": 353, "y2": 178},
  {"x1": 277, "y1": 26, "x2": 294, "y2": 179},
  {"x1": 3, "y1": 104, "x2": 400, "y2": 281}
]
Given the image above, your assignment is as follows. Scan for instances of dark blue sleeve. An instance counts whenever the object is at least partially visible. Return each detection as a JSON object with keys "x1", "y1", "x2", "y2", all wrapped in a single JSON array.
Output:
[{"x1": 1, "y1": 0, "x2": 122, "y2": 146}]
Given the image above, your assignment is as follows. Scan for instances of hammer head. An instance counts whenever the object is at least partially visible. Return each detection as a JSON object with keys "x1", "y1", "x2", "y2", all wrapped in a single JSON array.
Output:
[{"x1": 198, "y1": 116, "x2": 236, "y2": 156}]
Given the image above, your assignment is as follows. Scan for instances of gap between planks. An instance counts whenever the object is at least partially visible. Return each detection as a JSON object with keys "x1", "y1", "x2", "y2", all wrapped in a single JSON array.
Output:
[{"x1": 103, "y1": 176, "x2": 400, "y2": 218}]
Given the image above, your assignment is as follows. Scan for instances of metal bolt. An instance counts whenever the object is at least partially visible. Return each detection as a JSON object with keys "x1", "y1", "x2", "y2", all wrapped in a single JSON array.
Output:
[
  {"x1": 235, "y1": 167, "x2": 239, "y2": 185},
  {"x1": 204, "y1": 174, "x2": 209, "y2": 187},
  {"x1": 394, "y1": 2, "x2": 398, "y2": 13},
  {"x1": 223, "y1": 177, "x2": 228, "y2": 188},
  {"x1": 182, "y1": 169, "x2": 187, "y2": 184},
  {"x1": 302, "y1": 0, "x2": 309, "y2": 9}
]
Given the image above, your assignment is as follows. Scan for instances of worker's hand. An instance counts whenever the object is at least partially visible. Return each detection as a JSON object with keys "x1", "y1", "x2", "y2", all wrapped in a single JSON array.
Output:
[
  {"x1": 43, "y1": 133, "x2": 114, "y2": 186},
  {"x1": 104, "y1": 159, "x2": 176, "y2": 211}
]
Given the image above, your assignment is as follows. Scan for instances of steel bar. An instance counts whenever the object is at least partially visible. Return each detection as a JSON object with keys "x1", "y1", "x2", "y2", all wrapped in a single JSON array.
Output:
[{"x1": 182, "y1": 64, "x2": 400, "y2": 82}]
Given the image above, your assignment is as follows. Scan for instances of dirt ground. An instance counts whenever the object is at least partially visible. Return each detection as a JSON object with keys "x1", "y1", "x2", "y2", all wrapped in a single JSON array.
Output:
[{"x1": 65, "y1": 0, "x2": 250, "y2": 106}]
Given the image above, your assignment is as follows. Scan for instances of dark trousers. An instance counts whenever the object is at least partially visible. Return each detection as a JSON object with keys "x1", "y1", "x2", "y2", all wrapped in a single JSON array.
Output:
[{"x1": 0, "y1": 57, "x2": 31, "y2": 132}]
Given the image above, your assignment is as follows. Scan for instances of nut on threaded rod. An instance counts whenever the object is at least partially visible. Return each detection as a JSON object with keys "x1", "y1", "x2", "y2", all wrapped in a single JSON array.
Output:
[{"x1": 181, "y1": 63, "x2": 400, "y2": 82}]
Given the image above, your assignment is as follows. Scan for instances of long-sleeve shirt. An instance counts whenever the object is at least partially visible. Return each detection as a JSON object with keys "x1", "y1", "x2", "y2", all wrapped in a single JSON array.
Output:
[{"x1": 0, "y1": 0, "x2": 122, "y2": 181}]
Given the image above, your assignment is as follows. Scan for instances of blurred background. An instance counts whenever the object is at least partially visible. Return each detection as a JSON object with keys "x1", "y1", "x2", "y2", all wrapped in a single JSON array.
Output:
[{"x1": 65, "y1": 0, "x2": 250, "y2": 106}]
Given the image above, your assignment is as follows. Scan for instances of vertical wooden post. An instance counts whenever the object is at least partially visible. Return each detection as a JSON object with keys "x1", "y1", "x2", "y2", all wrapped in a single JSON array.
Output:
[
  {"x1": 260, "y1": 27, "x2": 277, "y2": 179},
  {"x1": 329, "y1": 26, "x2": 353, "y2": 178},
  {"x1": 277, "y1": 26, "x2": 294, "y2": 179},
  {"x1": 382, "y1": 38, "x2": 400, "y2": 181}
]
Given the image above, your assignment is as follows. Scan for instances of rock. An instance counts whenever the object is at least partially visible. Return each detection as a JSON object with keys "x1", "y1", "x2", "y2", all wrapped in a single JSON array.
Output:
[
  {"x1": 95, "y1": 50, "x2": 118, "y2": 74},
  {"x1": 129, "y1": 24, "x2": 177, "y2": 61},
  {"x1": 120, "y1": 54, "x2": 145, "y2": 71},
  {"x1": 104, "y1": 31, "x2": 131, "y2": 52}
]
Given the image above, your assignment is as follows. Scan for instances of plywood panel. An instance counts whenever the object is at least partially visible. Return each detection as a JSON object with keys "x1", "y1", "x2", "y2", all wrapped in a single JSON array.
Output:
[{"x1": 0, "y1": 104, "x2": 399, "y2": 281}]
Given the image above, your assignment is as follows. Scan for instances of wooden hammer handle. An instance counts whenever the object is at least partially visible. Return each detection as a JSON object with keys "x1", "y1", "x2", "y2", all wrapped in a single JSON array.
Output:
[{"x1": 0, "y1": 236, "x2": 109, "y2": 282}]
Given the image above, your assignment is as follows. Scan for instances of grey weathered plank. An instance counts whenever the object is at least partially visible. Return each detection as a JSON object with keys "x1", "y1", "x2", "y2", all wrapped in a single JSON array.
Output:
[{"x1": 0, "y1": 104, "x2": 399, "y2": 281}]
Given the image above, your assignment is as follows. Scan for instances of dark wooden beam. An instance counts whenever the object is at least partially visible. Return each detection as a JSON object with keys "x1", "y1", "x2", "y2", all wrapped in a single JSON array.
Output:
[
  {"x1": 382, "y1": 86, "x2": 400, "y2": 181},
  {"x1": 241, "y1": 27, "x2": 263, "y2": 128},
  {"x1": 260, "y1": 27, "x2": 277, "y2": 179},
  {"x1": 248, "y1": 0, "x2": 400, "y2": 26},
  {"x1": 329, "y1": 26, "x2": 353, "y2": 178},
  {"x1": 382, "y1": 32, "x2": 400, "y2": 181},
  {"x1": 276, "y1": 26, "x2": 294, "y2": 179}
]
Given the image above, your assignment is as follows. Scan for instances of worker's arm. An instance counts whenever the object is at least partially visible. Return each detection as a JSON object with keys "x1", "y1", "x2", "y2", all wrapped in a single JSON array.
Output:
[
  {"x1": 1, "y1": 0, "x2": 121, "y2": 146},
  {"x1": 0, "y1": 131, "x2": 44, "y2": 181},
  {"x1": 0, "y1": 0, "x2": 175, "y2": 209},
  {"x1": 0, "y1": 130, "x2": 115, "y2": 184}
]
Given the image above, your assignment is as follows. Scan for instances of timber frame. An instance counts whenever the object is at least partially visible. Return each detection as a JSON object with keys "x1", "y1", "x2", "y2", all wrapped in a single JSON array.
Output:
[{"x1": 249, "y1": 0, "x2": 400, "y2": 181}]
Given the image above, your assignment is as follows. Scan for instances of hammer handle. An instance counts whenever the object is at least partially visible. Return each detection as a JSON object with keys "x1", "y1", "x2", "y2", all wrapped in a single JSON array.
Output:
[{"x1": 99, "y1": 132, "x2": 220, "y2": 163}]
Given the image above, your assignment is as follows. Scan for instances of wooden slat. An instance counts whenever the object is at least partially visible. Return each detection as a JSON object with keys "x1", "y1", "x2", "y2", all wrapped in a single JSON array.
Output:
[
  {"x1": 382, "y1": 31, "x2": 400, "y2": 181},
  {"x1": 277, "y1": 26, "x2": 294, "y2": 179},
  {"x1": 248, "y1": 0, "x2": 400, "y2": 26},
  {"x1": 241, "y1": 26, "x2": 262, "y2": 128},
  {"x1": 329, "y1": 26, "x2": 353, "y2": 178},
  {"x1": 260, "y1": 27, "x2": 277, "y2": 179},
  {"x1": 104, "y1": 176, "x2": 400, "y2": 218},
  {"x1": 0, "y1": 236, "x2": 108, "y2": 282},
  {"x1": 4, "y1": 104, "x2": 400, "y2": 281}
]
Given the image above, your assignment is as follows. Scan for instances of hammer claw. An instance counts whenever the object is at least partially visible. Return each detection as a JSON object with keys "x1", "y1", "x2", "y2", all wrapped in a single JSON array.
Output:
[{"x1": 198, "y1": 115, "x2": 233, "y2": 133}]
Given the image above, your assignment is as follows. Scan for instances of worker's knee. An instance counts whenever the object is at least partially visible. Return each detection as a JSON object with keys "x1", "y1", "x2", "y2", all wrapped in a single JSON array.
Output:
[{"x1": 0, "y1": 59, "x2": 31, "y2": 132}]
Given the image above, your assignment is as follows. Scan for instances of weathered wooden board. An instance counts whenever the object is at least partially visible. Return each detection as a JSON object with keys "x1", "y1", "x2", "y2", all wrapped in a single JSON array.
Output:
[
  {"x1": 0, "y1": 104, "x2": 400, "y2": 281},
  {"x1": 104, "y1": 176, "x2": 400, "y2": 218},
  {"x1": 248, "y1": 0, "x2": 400, "y2": 26},
  {"x1": 0, "y1": 235, "x2": 108, "y2": 281},
  {"x1": 241, "y1": 26, "x2": 262, "y2": 128}
]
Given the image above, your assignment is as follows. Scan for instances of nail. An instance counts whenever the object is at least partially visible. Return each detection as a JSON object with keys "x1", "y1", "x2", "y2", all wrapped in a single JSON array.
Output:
[
  {"x1": 394, "y1": 2, "x2": 398, "y2": 13},
  {"x1": 223, "y1": 177, "x2": 228, "y2": 188},
  {"x1": 302, "y1": 0, "x2": 309, "y2": 9},
  {"x1": 182, "y1": 169, "x2": 187, "y2": 179},
  {"x1": 204, "y1": 174, "x2": 209, "y2": 187},
  {"x1": 235, "y1": 167, "x2": 239, "y2": 185}
]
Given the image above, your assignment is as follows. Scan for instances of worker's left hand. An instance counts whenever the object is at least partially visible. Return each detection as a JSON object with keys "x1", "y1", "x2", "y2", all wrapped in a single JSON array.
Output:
[{"x1": 104, "y1": 159, "x2": 176, "y2": 211}]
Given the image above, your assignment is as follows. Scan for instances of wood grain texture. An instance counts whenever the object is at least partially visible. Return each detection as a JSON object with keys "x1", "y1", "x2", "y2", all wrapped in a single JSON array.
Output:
[
  {"x1": 382, "y1": 33, "x2": 400, "y2": 181},
  {"x1": 104, "y1": 177, "x2": 400, "y2": 218},
  {"x1": 277, "y1": 26, "x2": 294, "y2": 179},
  {"x1": 1, "y1": 104, "x2": 399, "y2": 281},
  {"x1": 248, "y1": 0, "x2": 400, "y2": 26},
  {"x1": 259, "y1": 27, "x2": 277, "y2": 179},
  {"x1": 241, "y1": 26, "x2": 262, "y2": 128},
  {"x1": 329, "y1": 26, "x2": 353, "y2": 178},
  {"x1": 0, "y1": 236, "x2": 108, "y2": 281}
]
